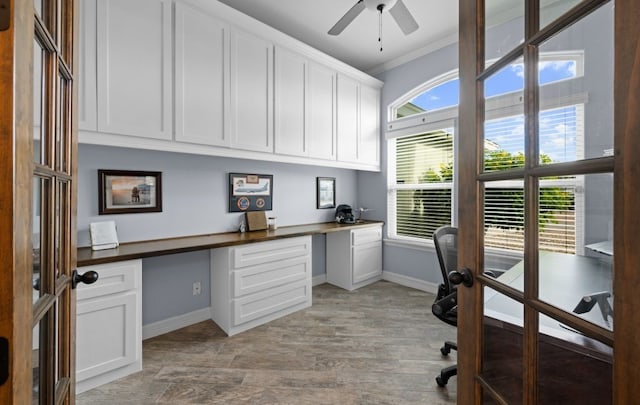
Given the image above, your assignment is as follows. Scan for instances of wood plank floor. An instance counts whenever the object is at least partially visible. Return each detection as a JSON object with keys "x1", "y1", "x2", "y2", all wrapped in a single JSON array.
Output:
[{"x1": 76, "y1": 281, "x2": 458, "y2": 404}]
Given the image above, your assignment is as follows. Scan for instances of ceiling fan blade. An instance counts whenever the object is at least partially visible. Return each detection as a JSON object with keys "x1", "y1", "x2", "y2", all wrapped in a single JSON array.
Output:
[
  {"x1": 389, "y1": 0, "x2": 419, "y2": 35},
  {"x1": 328, "y1": 0, "x2": 366, "y2": 35}
]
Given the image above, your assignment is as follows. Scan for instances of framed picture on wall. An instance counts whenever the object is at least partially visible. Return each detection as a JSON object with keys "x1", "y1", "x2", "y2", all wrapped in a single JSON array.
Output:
[
  {"x1": 229, "y1": 173, "x2": 273, "y2": 212},
  {"x1": 317, "y1": 177, "x2": 336, "y2": 209},
  {"x1": 98, "y1": 170, "x2": 162, "y2": 215}
]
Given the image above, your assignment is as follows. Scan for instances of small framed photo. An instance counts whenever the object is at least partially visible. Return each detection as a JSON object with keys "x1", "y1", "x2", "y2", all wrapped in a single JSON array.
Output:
[
  {"x1": 98, "y1": 170, "x2": 162, "y2": 215},
  {"x1": 229, "y1": 173, "x2": 273, "y2": 212},
  {"x1": 317, "y1": 177, "x2": 336, "y2": 209}
]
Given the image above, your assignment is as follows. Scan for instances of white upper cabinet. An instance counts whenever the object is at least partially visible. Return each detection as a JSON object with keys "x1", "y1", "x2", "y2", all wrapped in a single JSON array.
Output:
[
  {"x1": 274, "y1": 46, "x2": 307, "y2": 157},
  {"x1": 307, "y1": 61, "x2": 336, "y2": 161},
  {"x1": 336, "y1": 73, "x2": 359, "y2": 163},
  {"x1": 359, "y1": 84, "x2": 380, "y2": 166},
  {"x1": 96, "y1": 0, "x2": 172, "y2": 140},
  {"x1": 228, "y1": 29, "x2": 273, "y2": 153},
  {"x1": 79, "y1": 0, "x2": 381, "y2": 170},
  {"x1": 174, "y1": 3, "x2": 229, "y2": 147},
  {"x1": 336, "y1": 74, "x2": 380, "y2": 166},
  {"x1": 78, "y1": 0, "x2": 97, "y2": 131}
]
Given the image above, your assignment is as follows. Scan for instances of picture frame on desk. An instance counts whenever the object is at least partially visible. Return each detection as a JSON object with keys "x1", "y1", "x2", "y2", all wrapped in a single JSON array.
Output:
[
  {"x1": 317, "y1": 177, "x2": 336, "y2": 209},
  {"x1": 98, "y1": 169, "x2": 162, "y2": 215}
]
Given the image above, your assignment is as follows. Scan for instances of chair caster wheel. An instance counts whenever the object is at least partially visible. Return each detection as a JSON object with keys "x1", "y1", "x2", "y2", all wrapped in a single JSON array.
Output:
[
  {"x1": 440, "y1": 346, "x2": 450, "y2": 356},
  {"x1": 436, "y1": 375, "x2": 447, "y2": 387}
]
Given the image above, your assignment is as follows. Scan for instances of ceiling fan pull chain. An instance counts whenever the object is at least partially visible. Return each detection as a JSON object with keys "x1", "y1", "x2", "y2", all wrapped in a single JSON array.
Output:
[{"x1": 378, "y1": 4, "x2": 383, "y2": 52}]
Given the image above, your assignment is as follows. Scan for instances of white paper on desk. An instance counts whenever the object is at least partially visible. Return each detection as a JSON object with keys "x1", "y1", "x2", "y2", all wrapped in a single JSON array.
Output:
[{"x1": 89, "y1": 221, "x2": 119, "y2": 251}]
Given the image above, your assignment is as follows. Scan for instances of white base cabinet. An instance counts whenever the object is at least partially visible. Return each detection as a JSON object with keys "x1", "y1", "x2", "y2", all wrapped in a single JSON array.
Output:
[
  {"x1": 326, "y1": 225, "x2": 383, "y2": 291},
  {"x1": 75, "y1": 260, "x2": 142, "y2": 394},
  {"x1": 210, "y1": 236, "x2": 312, "y2": 336}
]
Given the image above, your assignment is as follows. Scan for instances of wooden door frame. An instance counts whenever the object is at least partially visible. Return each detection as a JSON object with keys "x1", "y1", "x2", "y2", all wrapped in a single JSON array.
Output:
[
  {"x1": 613, "y1": 0, "x2": 640, "y2": 400},
  {"x1": 0, "y1": 0, "x2": 36, "y2": 403},
  {"x1": 458, "y1": 0, "x2": 640, "y2": 403},
  {"x1": 457, "y1": 0, "x2": 483, "y2": 403}
]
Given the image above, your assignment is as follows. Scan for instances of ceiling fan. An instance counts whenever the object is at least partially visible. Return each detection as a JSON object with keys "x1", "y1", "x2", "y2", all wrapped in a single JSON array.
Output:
[{"x1": 328, "y1": 0, "x2": 419, "y2": 36}]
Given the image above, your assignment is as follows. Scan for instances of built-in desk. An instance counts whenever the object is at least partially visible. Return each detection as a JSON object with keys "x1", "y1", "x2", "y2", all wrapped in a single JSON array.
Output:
[
  {"x1": 75, "y1": 221, "x2": 383, "y2": 393},
  {"x1": 77, "y1": 221, "x2": 384, "y2": 266}
]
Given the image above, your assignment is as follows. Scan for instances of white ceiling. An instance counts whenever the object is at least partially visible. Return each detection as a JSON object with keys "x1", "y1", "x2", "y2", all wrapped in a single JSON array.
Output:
[{"x1": 216, "y1": 0, "x2": 460, "y2": 74}]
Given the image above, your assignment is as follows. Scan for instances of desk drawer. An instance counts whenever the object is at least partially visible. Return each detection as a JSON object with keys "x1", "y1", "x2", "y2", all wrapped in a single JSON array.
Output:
[
  {"x1": 76, "y1": 260, "x2": 140, "y2": 301},
  {"x1": 232, "y1": 257, "x2": 309, "y2": 298},
  {"x1": 232, "y1": 236, "x2": 311, "y2": 269},
  {"x1": 232, "y1": 279, "x2": 310, "y2": 325},
  {"x1": 351, "y1": 226, "x2": 382, "y2": 246}
]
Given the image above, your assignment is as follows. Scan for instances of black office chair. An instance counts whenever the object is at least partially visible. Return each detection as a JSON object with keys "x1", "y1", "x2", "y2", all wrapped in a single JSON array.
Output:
[{"x1": 431, "y1": 225, "x2": 458, "y2": 387}]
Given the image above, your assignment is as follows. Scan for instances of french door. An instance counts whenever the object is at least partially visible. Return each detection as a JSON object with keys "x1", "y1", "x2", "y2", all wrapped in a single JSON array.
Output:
[
  {"x1": 457, "y1": 0, "x2": 640, "y2": 403},
  {"x1": 0, "y1": 0, "x2": 79, "y2": 403}
]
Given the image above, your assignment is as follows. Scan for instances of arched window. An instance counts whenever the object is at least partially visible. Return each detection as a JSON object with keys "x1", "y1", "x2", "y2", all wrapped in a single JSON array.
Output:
[{"x1": 386, "y1": 52, "x2": 585, "y2": 256}]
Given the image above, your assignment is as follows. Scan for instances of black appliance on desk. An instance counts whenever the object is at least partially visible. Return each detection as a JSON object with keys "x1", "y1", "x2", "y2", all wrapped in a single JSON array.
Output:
[{"x1": 335, "y1": 204, "x2": 356, "y2": 224}]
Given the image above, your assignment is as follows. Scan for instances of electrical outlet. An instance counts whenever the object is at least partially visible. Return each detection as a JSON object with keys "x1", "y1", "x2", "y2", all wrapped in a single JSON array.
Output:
[{"x1": 192, "y1": 281, "x2": 201, "y2": 296}]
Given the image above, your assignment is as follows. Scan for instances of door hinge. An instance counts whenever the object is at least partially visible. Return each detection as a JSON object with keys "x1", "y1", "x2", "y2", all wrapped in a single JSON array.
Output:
[
  {"x1": 0, "y1": 337, "x2": 8, "y2": 386},
  {"x1": 0, "y1": 0, "x2": 9, "y2": 32}
]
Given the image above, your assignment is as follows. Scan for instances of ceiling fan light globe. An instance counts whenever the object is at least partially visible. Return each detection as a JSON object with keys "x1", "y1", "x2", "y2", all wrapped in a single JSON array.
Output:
[{"x1": 364, "y1": 0, "x2": 398, "y2": 12}]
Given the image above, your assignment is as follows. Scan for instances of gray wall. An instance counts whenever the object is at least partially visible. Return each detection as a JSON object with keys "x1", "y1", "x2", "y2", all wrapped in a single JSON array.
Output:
[{"x1": 78, "y1": 144, "x2": 358, "y2": 324}]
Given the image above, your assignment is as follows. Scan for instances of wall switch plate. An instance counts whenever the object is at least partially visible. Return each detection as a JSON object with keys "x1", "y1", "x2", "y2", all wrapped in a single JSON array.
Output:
[{"x1": 192, "y1": 282, "x2": 201, "y2": 296}]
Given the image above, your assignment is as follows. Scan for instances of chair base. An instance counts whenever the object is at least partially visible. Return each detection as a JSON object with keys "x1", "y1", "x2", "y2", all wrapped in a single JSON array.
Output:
[
  {"x1": 436, "y1": 340, "x2": 458, "y2": 387},
  {"x1": 436, "y1": 364, "x2": 457, "y2": 387},
  {"x1": 440, "y1": 341, "x2": 457, "y2": 356}
]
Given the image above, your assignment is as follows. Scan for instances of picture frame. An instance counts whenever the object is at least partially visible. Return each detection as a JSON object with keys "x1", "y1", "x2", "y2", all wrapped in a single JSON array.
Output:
[
  {"x1": 229, "y1": 173, "x2": 273, "y2": 212},
  {"x1": 98, "y1": 170, "x2": 162, "y2": 215},
  {"x1": 317, "y1": 177, "x2": 336, "y2": 209}
]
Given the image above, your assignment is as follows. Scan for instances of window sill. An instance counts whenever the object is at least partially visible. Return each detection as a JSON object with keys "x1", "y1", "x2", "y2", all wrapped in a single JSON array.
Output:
[{"x1": 383, "y1": 238, "x2": 436, "y2": 252}]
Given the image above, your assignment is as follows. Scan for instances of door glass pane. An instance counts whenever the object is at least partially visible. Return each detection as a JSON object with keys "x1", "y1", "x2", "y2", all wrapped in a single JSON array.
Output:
[
  {"x1": 32, "y1": 323, "x2": 41, "y2": 404},
  {"x1": 538, "y1": 326, "x2": 612, "y2": 402},
  {"x1": 54, "y1": 182, "x2": 61, "y2": 278},
  {"x1": 54, "y1": 300, "x2": 60, "y2": 385},
  {"x1": 482, "y1": 289, "x2": 523, "y2": 404},
  {"x1": 538, "y1": 2, "x2": 613, "y2": 164},
  {"x1": 483, "y1": 58, "x2": 525, "y2": 173},
  {"x1": 32, "y1": 178, "x2": 43, "y2": 303},
  {"x1": 484, "y1": 180, "x2": 526, "y2": 286},
  {"x1": 537, "y1": 173, "x2": 613, "y2": 331},
  {"x1": 55, "y1": 74, "x2": 62, "y2": 172},
  {"x1": 540, "y1": 0, "x2": 584, "y2": 29},
  {"x1": 485, "y1": 0, "x2": 524, "y2": 68},
  {"x1": 34, "y1": 0, "x2": 43, "y2": 19},
  {"x1": 33, "y1": 39, "x2": 44, "y2": 165}
]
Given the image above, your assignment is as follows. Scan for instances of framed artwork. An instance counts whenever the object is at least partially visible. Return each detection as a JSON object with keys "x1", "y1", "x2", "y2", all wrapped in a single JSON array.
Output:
[
  {"x1": 229, "y1": 173, "x2": 273, "y2": 212},
  {"x1": 98, "y1": 170, "x2": 162, "y2": 215},
  {"x1": 317, "y1": 177, "x2": 336, "y2": 209}
]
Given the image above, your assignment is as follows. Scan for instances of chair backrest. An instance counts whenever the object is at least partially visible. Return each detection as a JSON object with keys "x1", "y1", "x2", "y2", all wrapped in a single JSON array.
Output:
[{"x1": 433, "y1": 226, "x2": 458, "y2": 297}]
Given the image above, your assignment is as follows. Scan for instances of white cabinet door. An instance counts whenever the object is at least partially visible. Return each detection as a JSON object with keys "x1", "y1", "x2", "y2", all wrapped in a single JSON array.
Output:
[
  {"x1": 229, "y1": 29, "x2": 273, "y2": 153},
  {"x1": 352, "y1": 241, "x2": 383, "y2": 284},
  {"x1": 174, "y1": 3, "x2": 228, "y2": 147},
  {"x1": 274, "y1": 46, "x2": 307, "y2": 157},
  {"x1": 359, "y1": 84, "x2": 380, "y2": 166},
  {"x1": 96, "y1": 0, "x2": 172, "y2": 140},
  {"x1": 75, "y1": 260, "x2": 142, "y2": 394},
  {"x1": 78, "y1": 0, "x2": 97, "y2": 131},
  {"x1": 307, "y1": 62, "x2": 336, "y2": 160},
  {"x1": 336, "y1": 73, "x2": 359, "y2": 163}
]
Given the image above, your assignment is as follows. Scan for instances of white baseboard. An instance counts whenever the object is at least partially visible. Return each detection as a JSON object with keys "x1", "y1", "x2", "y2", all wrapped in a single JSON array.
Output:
[
  {"x1": 312, "y1": 274, "x2": 327, "y2": 287},
  {"x1": 382, "y1": 270, "x2": 440, "y2": 294},
  {"x1": 141, "y1": 275, "x2": 435, "y2": 341},
  {"x1": 142, "y1": 307, "x2": 211, "y2": 340}
]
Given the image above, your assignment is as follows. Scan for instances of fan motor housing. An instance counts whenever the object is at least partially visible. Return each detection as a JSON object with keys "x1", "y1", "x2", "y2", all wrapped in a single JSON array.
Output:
[{"x1": 364, "y1": 0, "x2": 398, "y2": 12}]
